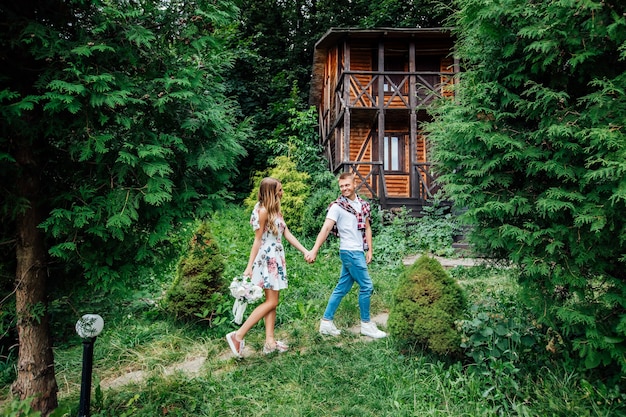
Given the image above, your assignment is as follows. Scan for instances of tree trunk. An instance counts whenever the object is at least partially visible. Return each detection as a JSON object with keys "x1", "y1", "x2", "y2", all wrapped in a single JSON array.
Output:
[{"x1": 11, "y1": 143, "x2": 58, "y2": 415}]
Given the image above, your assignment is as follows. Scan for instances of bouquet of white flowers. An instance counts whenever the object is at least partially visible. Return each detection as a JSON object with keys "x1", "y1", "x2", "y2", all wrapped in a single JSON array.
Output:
[{"x1": 229, "y1": 275, "x2": 263, "y2": 324}]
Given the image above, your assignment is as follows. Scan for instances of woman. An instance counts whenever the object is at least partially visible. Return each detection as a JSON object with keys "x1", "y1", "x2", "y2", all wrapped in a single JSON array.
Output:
[{"x1": 226, "y1": 177, "x2": 310, "y2": 357}]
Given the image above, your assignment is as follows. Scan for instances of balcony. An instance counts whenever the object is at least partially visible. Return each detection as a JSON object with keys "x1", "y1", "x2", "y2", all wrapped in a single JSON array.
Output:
[{"x1": 337, "y1": 70, "x2": 455, "y2": 110}]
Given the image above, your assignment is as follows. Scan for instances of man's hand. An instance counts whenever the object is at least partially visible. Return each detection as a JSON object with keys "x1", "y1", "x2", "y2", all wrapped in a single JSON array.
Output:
[{"x1": 305, "y1": 250, "x2": 317, "y2": 263}]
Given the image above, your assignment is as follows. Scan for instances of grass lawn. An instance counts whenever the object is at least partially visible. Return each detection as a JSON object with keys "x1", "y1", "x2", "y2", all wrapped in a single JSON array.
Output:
[{"x1": 3, "y1": 206, "x2": 625, "y2": 416}]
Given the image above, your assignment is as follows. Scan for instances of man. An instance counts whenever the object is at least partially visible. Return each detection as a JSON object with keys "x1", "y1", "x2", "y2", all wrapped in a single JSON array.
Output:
[{"x1": 307, "y1": 172, "x2": 387, "y2": 338}]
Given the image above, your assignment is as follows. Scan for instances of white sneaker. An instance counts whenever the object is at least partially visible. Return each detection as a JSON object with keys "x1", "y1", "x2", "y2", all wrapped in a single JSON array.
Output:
[
  {"x1": 361, "y1": 321, "x2": 387, "y2": 339},
  {"x1": 319, "y1": 319, "x2": 341, "y2": 336}
]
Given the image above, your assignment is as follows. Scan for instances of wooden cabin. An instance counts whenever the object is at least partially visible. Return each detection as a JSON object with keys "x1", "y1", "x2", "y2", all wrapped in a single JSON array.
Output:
[{"x1": 309, "y1": 28, "x2": 459, "y2": 212}]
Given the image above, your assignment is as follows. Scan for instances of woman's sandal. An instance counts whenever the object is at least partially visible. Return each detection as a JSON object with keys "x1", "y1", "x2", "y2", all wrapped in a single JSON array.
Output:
[
  {"x1": 226, "y1": 332, "x2": 245, "y2": 358},
  {"x1": 263, "y1": 340, "x2": 289, "y2": 355}
]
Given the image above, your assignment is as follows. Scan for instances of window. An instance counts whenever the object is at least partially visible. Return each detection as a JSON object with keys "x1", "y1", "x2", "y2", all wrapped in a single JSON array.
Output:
[
  {"x1": 383, "y1": 56, "x2": 406, "y2": 94},
  {"x1": 383, "y1": 135, "x2": 405, "y2": 172}
]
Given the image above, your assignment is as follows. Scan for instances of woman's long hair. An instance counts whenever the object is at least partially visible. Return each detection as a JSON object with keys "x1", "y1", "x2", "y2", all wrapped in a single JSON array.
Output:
[{"x1": 258, "y1": 177, "x2": 281, "y2": 235}]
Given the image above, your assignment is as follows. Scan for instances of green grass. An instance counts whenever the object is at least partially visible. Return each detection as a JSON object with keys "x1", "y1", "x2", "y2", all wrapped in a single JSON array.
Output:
[
  {"x1": 54, "y1": 336, "x2": 624, "y2": 416},
  {"x1": 3, "y1": 205, "x2": 626, "y2": 416}
]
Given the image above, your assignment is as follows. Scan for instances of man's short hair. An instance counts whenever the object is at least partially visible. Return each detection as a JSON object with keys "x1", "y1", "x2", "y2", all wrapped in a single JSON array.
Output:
[{"x1": 338, "y1": 172, "x2": 355, "y2": 181}]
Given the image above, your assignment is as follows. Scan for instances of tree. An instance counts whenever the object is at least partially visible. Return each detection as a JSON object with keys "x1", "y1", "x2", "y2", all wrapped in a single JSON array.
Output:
[
  {"x1": 427, "y1": 0, "x2": 626, "y2": 372},
  {"x1": 165, "y1": 222, "x2": 226, "y2": 321},
  {"x1": 359, "y1": 0, "x2": 452, "y2": 28},
  {"x1": 388, "y1": 255, "x2": 466, "y2": 355},
  {"x1": 0, "y1": 0, "x2": 248, "y2": 413}
]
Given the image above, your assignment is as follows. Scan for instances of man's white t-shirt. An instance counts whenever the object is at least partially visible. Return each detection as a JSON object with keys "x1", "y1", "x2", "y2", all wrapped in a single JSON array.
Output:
[{"x1": 327, "y1": 198, "x2": 364, "y2": 251}]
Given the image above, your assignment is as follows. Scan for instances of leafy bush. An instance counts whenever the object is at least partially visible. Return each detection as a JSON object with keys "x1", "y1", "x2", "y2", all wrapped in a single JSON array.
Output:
[
  {"x1": 388, "y1": 255, "x2": 466, "y2": 355},
  {"x1": 300, "y1": 170, "x2": 336, "y2": 236},
  {"x1": 164, "y1": 222, "x2": 226, "y2": 321},
  {"x1": 373, "y1": 204, "x2": 459, "y2": 270},
  {"x1": 451, "y1": 264, "x2": 569, "y2": 412},
  {"x1": 453, "y1": 265, "x2": 555, "y2": 364},
  {"x1": 411, "y1": 203, "x2": 460, "y2": 257},
  {"x1": 372, "y1": 207, "x2": 416, "y2": 270},
  {"x1": 245, "y1": 155, "x2": 310, "y2": 235},
  {"x1": 459, "y1": 296, "x2": 544, "y2": 363},
  {"x1": 0, "y1": 397, "x2": 41, "y2": 417},
  {"x1": 268, "y1": 103, "x2": 328, "y2": 178},
  {"x1": 301, "y1": 185, "x2": 337, "y2": 239}
]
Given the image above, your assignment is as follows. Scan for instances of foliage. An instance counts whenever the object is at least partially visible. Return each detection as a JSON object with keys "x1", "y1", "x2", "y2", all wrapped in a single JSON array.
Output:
[
  {"x1": 1, "y1": 0, "x2": 247, "y2": 291},
  {"x1": 388, "y1": 255, "x2": 466, "y2": 355},
  {"x1": 164, "y1": 223, "x2": 226, "y2": 322},
  {"x1": 457, "y1": 291, "x2": 544, "y2": 411},
  {"x1": 372, "y1": 207, "x2": 418, "y2": 270},
  {"x1": 360, "y1": 0, "x2": 452, "y2": 28},
  {"x1": 0, "y1": 396, "x2": 41, "y2": 417},
  {"x1": 428, "y1": 0, "x2": 626, "y2": 372},
  {"x1": 270, "y1": 103, "x2": 328, "y2": 177},
  {"x1": 373, "y1": 205, "x2": 460, "y2": 270},
  {"x1": 1, "y1": 0, "x2": 248, "y2": 407},
  {"x1": 300, "y1": 171, "x2": 339, "y2": 239},
  {"x1": 3, "y1": 205, "x2": 625, "y2": 416},
  {"x1": 0, "y1": 296, "x2": 17, "y2": 386},
  {"x1": 245, "y1": 155, "x2": 311, "y2": 235},
  {"x1": 413, "y1": 203, "x2": 461, "y2": 256}
]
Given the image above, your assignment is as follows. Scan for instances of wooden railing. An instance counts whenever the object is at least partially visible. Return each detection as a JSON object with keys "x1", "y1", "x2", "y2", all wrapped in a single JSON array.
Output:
[
  {"x1": 335, "y1": 161, "x2": 442, "y2": 205},
  {"x1": 336, "y1": 70, "x2": 455, "y2": 110},
  {"x1": 319, "y1": 70, "x2": 455, "y2": 153},
  {"x1": 340, "y1": 161, "x2": 386, "y2": 205},
  {"x1": 412, "y1": 162, "x2": 441, "y2": 200}
]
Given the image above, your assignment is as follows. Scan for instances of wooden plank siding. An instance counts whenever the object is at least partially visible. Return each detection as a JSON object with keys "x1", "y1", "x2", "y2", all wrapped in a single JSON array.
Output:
[
  {"x1": 310, "y1": 28, "x2": 458, "y2": 211},
  {"x1": 348, "y1": 46, "x2": 375, "y2": 107}
]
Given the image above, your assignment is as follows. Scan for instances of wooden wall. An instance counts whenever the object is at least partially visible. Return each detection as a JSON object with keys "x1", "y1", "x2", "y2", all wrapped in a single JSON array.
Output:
[
  {"x1": 316, "y1": 32, "x2": 455, "y2": 202},
  {"x1": 349, "y1": 45, "x2": 374, "y2": 107}
]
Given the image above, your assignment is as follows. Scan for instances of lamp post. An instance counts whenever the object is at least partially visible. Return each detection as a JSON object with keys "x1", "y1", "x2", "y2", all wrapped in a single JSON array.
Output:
[{"x1": 75, "y1": 314, "x2": 104, "y2": 417}]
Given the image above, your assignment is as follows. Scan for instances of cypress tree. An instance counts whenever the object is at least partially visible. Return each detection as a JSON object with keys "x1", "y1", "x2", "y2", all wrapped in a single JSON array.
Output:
[{"x1": 428, "y1": 0, "x2": 626, "y2": 372}]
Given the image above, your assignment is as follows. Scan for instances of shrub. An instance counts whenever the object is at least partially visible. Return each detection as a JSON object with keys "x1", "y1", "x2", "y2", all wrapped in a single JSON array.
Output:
[
  {"x1": 411, "y1": 202, "x2": 460, "y2": 257},
  {"x1": 388, "y1": 255, "x2": 466, "y2": 355},
  {"x1": 164, "y1": 222, "x2": 226, "y2": 321},
  {"x1": 245, "y1": 155, "x2": 310, "y2": 235},
  {"x1": 301, "y1": 186, "x2": 337, "y2": 239},
  {"x1": 372, "y1": 207, "x2": 415, "y2": 270},
  {"x1": 0, "y1": 397, "x2": 41, "y2": 417}
]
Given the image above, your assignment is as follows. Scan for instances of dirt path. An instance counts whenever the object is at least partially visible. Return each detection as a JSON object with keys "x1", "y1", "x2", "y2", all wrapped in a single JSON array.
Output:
[{"x1": 100, "y1": 312, "x2": 391, "y2": 389}]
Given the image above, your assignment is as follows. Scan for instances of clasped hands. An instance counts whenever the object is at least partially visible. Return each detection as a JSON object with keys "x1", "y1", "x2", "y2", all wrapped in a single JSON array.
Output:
[{"x1": 304, "y1": 250, "x2": 316, "y2": 264}]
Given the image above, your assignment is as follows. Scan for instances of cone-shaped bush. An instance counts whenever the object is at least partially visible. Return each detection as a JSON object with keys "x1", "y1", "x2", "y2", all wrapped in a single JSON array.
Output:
[
  {"x1": 165, "y1": 222, "x2": 226, "y2": 319},
  {"x1": 388, "y1": 255, "x2": 466, "y2": 354}
]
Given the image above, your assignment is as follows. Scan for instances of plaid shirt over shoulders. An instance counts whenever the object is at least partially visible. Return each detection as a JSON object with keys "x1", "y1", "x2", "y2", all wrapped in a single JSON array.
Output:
[{"x1": 328, "y1": 195, "x2": 371, "y2": 251}]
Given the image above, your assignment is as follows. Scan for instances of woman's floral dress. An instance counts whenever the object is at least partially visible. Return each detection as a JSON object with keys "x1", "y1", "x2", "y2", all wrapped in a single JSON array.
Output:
[{"x1": 250, "y1": 202, "x2": 288, "y2": 290}]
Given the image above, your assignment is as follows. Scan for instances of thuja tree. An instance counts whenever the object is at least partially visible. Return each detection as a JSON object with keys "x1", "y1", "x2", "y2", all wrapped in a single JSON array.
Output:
[
  {"x1": 388, "y1": 255, "x2": 466, "y2": 355},
  {"x1": 165, "y1": 222, "x2": 226, "y2": 320},
  {"x1": 427, "y1": 0, "x2": 626, "y2": 372},
  {"x1": 245, "y1": 155, "x2": 311, "y2": 235},
  {"x1": 0, "y1": 0, "x2": 247, "y2": 413}
]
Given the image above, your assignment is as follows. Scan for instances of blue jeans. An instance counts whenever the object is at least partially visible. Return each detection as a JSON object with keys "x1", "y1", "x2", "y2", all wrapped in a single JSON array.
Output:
[{"x1": 323, "y1": 250, "x2": 373, "y2": 323}]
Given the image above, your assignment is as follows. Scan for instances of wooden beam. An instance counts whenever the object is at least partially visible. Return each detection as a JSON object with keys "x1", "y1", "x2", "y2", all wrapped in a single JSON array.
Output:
[
  {"x1": 409, "y1": 40, "x2": 418, "y2": 198},
  {"x1": 343, "y1": 40, "x2": 351, "y2": 166}
]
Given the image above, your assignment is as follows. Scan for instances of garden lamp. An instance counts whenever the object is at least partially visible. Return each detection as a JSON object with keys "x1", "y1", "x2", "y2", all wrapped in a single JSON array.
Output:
[{"x1": 75, "y1": 314, "x2": 104, "y2": 417}]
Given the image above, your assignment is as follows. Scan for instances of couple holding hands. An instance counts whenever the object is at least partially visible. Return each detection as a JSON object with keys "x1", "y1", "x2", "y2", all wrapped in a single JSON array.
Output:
[{"x1": 226, "y1": 173, "x2": 386, "y2": 358}]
